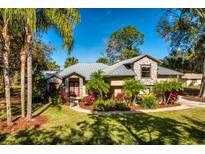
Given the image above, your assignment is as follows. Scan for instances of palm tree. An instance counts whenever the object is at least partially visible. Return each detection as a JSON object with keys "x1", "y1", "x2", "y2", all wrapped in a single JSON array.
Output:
[
  {"x1": 122, "y1": 79, "x2": 145, "y2": 104},
  {"x1": 86, "y1": 70, "x2": 110, "y2": 99},
  {"x1": 0, "y1": 9, "x2": 22, "y2": 125},
  {"x1": 20, "y1": 9, "x2": 80, "y2": 120}
]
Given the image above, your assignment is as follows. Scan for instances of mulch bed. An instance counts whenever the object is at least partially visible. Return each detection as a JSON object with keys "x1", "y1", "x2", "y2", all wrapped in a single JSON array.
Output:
[
  {"x1": 128, "y1": 106, "x2": 144, "y2": 111},
  {"x1": 0, "y1": 115, "x2": 48, "y2": 134},
  {"x1": 183, "y1": 96, "x2": 205, "y2": 103},
  {"x1": 79, "y1": 101, "x2": 180, "y2": 111},
  {"x1": 79, "y1": 101, "x2": 94, "y2": 110}
]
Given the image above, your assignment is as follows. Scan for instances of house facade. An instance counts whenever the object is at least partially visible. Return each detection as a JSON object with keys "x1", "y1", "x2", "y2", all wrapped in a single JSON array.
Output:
[{"x1": 43, "y1": 54, "x2": 183, "y2": 99}]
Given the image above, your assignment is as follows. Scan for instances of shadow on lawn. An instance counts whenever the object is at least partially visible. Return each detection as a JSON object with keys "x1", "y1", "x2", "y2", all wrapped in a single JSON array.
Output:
[{"x1": 0, "y1": 111, "x2": 205, "y2": 145}]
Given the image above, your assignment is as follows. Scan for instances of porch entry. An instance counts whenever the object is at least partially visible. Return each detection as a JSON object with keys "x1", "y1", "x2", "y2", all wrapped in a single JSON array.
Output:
[{"x1": 69, "y1": 78, "x2": 79, "y2": 97}]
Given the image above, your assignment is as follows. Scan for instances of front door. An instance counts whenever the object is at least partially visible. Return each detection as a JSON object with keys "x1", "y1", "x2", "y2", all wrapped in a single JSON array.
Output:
[{"x1": 69, "y1": 81, "x2": 79, "y2": 97}]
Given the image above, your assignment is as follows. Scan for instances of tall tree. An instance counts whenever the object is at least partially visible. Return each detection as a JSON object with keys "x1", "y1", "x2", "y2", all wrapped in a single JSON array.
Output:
[
  {"x1": 161, "y1": 50, "x2": 194, "y2": 73},
  {"x1": 157, "y1": 8, "x2": 205, "y2": 98},
  {"x1": 0, "y1": 9, "x2": 22, "y2": 125},
  {"x1": 64, "y1": 56, "x2": 78, "y2": 68},
  {"x1": 23, "y1": 9, "x2": 80, "y2": 119},
  {"x1": 106, "y1": 25, "x2": 144, "y2": 64}
]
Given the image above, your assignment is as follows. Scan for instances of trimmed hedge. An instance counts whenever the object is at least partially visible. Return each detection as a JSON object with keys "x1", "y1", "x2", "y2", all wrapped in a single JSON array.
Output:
[{"x1": 93, "y1": 99, "x2": 128, "y2": 111}]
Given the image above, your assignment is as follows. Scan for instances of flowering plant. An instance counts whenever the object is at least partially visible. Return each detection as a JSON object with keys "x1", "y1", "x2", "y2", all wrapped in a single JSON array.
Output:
[
  {"x1": 115, "y1": 92, "x2": 125, "y2": 102},
  {"x1": 82, "y1": 95, "x2": 95, "y2": 105},
  {"x1": 59, "y1": 92, "x2": 68, "y2": 103}
]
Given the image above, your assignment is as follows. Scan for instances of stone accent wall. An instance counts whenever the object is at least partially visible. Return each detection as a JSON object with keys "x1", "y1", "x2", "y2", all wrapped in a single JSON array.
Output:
[{"x1": 133, "y1": 57, "x2": 157, "y2": 85}]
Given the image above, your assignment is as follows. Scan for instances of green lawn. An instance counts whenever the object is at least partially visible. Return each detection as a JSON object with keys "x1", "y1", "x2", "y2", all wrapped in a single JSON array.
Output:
[{"x1": 0, "y1": 104, "x2": 205, "y2": 145}]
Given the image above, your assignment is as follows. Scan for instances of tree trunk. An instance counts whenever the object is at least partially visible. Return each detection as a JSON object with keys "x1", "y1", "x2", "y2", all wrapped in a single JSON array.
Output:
[
  {"x1": 26, "y1": 29, "x2": 32, "y2": 120},
  {"x1": 20, "y1": 26, "x2": 29, "y2": 118},
  {"x1": 20, "y1": 48, "x2": 27, "y2": 117},
  {"x1": 2, "y1": 20, "x2": 12, "y2": 126},
  {"x1": 199, "y1": 58, "x2": 205, "y2": 98}
]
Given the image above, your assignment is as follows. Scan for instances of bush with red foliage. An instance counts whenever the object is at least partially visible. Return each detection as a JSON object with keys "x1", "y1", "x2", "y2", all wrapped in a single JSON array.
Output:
[
  {"x1": 59, "y1": 92, "x2": 68, "y2": 103},
  {"x1": 82, "y1": 95, "x2": 95, "y2": 105},
  {"x1": 169, "y1": 92, "x2": 179, "y2": 104},
  {"x1": 115, "y1": 92, "x2": 125, "y2": 102}
]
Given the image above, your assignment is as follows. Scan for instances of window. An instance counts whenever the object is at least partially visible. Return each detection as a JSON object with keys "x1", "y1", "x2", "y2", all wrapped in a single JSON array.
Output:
[
  {"x1": 69, "y1": 81, "x2": 79, "y2": 97},
  {"x1": 141, "y1": 65, "x2": 151, "y2": 78}
]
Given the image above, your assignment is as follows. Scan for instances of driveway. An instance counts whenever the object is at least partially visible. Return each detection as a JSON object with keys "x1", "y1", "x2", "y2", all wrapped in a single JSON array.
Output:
[{"x1": 178, "y1": 95, "x2": 205, "y2": 108}]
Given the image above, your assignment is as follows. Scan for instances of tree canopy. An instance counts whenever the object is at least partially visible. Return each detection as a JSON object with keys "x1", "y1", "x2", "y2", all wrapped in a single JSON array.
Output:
[
  {"x1": 64, "y1": 56, "x2": 78, "y2": 68},
  {"x1": 106, "y1": 25, "x2": 144, "y2": 64}
]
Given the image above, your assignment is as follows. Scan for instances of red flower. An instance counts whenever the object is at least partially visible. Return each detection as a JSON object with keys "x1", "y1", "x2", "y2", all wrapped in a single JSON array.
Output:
[
  {"x1": 115, "y1": 92, "x2": 125, "y2": 101},
  {"x1": 59, "y1": 92, "x2": 68, "y2": 101},
  {"x1": 83, "y1": 95, "x2": 95, "y2": 105}
]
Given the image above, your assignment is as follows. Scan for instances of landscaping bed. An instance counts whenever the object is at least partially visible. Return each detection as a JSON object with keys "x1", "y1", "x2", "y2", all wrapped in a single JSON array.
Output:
[
  {"x1": 79, "y1": 101, "x2": 180, "y2": 111},
  {"x1": 0, "y1": 115, "x2": 48, "y2": 133}
]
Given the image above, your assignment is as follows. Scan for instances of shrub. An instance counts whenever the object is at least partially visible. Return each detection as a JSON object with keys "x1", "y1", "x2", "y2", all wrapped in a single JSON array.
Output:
[
  {"x1": 93, "y1": 99, "x2": 128, "y2": 111},
  {"x1": 141, "y1": 93, "x2": 157, "y2": 109},
  {"x1": 32, "y1": 71, "x2": 47, "y2": 102},
  {"x1": 82, "y1": 95, "x2": 95, "y2": 105},
  {"x1": 59, "y1": 92, "x2": 68, "y2": 104},
  {"x1": 115, "y1": 92, "x2": 125, "y2": 102},
  {"x1": 93, "y1": 100, "x2": 106, "y2": 111},
  {"x1": 115, "y1": 101, "x2": 128, "y2": 111},
  {"x1": 122, "y1": 79, "x2": 145, "y2": 104},
  {"x1": 153, "y1": 79, "x2": 183, "y2": 104},
  {"x1": 169, "y1": 92, "x2": 179, "y2": 104},
  {"x1": 49, "y1": 95, "x2": 60, "y2": 105}
]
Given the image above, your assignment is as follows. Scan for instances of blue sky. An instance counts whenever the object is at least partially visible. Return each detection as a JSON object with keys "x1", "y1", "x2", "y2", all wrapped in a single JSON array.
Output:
[{"x1": 41, "y1": 8, "x2": 170, "y2": 69}]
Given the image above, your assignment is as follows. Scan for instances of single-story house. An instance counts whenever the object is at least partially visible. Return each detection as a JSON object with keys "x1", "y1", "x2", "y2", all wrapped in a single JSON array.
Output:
[
  {"x1": 181, "y1": 73, "x2": 202, "y2": 87},
  {"x1": 42, "y1": 54, "x2": 183, "y2": 99}
]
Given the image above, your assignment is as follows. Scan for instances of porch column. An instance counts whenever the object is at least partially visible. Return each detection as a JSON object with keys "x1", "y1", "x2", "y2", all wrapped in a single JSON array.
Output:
[{"x1": 79, "y1": 77, "x2": 83, "y2": 99}]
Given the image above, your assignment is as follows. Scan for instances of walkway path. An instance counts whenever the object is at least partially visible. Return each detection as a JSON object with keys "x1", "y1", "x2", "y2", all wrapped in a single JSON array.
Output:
[{"x1": 70, "y1": 96, "x2": 205, "y2": 115}]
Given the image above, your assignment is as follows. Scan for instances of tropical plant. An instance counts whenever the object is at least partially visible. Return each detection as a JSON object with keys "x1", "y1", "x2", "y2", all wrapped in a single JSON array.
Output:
[
  {"x1": 141, "y1": 93, "x2": 157, "y2": 109},
  {"x1": 86, "y1": 70, "x2": 110, "y2": 99},
  {"x1": 64, "y1": 56, "x2": 79, "y2": 68},
  {"x1": 106, "y1": 25, "x2": 144, "y2": 64},
  {"x1": 153, "y1": 79, "x2": 183, "y2": 104},
  {"x1": 21, "y1": 9, "x2": 80, "y2": 119},
  {"x1": 122, "y1": 79, "x2": 145, "y2": 104}
]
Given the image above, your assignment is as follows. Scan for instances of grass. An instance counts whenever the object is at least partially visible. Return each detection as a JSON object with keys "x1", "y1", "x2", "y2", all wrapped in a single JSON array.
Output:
[{"x1": 0, "y1": 104, "x2": 205, "y2": 145}]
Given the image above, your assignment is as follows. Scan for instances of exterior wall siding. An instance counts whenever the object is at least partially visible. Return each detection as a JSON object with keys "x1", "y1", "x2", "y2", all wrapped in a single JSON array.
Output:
[{"x1": 133, "y1": 57, "x2": 157, "y2": 85}]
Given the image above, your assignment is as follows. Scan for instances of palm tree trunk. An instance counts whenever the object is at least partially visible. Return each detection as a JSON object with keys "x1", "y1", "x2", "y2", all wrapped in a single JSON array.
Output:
[
  {"x1": 2, "y1": 20, "x2": 12, "y2": 126},
  {"x1": 20, "y1": 48, "x2": 27, "y2": 117},
  {"x1": 199, "y1": 58, "x2": 205, "y2": 98},
  {"x1": 26, "y1": 29, "x2": 32, "y2": 120}
]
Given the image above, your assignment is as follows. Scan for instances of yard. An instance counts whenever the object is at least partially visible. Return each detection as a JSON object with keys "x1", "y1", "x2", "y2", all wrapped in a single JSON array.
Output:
[{"x1": 0, "y1": 103, "x2": 205, "y2": 144}]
